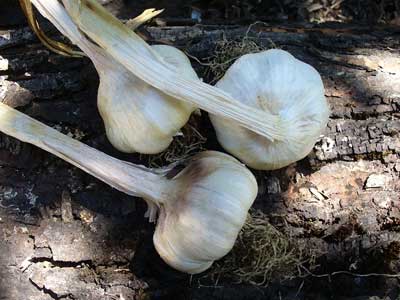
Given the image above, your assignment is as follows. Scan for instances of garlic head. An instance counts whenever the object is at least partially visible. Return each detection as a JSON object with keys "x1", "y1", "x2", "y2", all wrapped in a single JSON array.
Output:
[
  {"x1": 97, "y1": 45, "x2": 198, "y2": 154},
  {"x1": 153, "y1": 151, "x2": 258, "y2": 274},
  {"x1": 0, "y1": 101, "x2": 258, "y2": 275},
  {"x1": 210, "y1": 49, "x2": 330, "y2": 170}
]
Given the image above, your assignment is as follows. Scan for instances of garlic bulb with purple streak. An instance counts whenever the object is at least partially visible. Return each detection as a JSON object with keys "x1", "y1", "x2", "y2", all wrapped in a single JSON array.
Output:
[{"x1": 0, "y1": 102, "x2": 257, "y2": 274}]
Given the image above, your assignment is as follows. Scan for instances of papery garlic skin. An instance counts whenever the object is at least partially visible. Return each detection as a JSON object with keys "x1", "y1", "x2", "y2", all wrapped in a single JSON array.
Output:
[
  {"x1": 97, "y1": 45, "x2": 197, "y2": 154},
  {"x1": 152, "y1": 151, "x2": 258, "y2": 274},
  {"x1": 210, "y1": 49, "x2": 330, "y2": 170}
]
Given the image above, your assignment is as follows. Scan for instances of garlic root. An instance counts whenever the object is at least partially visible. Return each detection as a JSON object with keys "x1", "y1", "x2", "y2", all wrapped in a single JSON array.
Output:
[{"x1": 0, "y1": 102, "x2": 257, "y2": 274}]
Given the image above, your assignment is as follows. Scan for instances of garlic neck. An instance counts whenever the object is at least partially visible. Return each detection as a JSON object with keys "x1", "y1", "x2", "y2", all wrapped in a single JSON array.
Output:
[
  {"x1": 0, "y1": 102, "x2": 170, "y2": 206},
  {"x1": 31, "y1": 0, "x2": 111, "y2": 70}
]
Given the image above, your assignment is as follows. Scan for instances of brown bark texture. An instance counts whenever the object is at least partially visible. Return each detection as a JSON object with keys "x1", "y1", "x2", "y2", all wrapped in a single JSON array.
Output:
[{"x1": 0, "y1": 20, "x2": 399, "y2": 300}]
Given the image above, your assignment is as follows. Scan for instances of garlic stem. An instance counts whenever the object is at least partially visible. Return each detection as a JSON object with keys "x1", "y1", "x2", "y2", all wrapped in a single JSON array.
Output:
[
  {"x1": 57, "y1": 0, "x2": 286, "y2": 142},
  {"x1": 18, "y1": 0, "x2": 84, "y2": 57},
  {"x1": 30, "y1": 0, "x2": 163, "y2": 70},
  {"x1": 0, "y1": 102, "x2": 169, "y2": 204},
  {"x1": 30, "y1": 0, "x2": 102, "y2": 63}
]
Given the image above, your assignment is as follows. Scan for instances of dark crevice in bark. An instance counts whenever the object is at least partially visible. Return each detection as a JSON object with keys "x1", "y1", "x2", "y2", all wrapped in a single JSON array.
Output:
[
  {"x1": 29, "y1": 278, "x2": 74, "y2": 300},
  {"x1": 29, "y1": 257, "x2": 95, "y2": 269}
]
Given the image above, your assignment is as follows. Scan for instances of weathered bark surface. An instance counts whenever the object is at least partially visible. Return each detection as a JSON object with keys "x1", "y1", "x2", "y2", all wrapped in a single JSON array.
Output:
[{"x1": 0, "y1": 22, "x2": 399, "y2": 300}]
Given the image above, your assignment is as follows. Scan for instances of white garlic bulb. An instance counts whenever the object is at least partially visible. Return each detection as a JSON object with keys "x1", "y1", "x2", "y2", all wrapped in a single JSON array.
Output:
[
  {"x1": 96, "y1": 45, "x2": 197, "y2": 154},
  {"x1": 31, "y1": 0, "x2": 197, "y2": 154},
  {"x1": 153, "y1": 151, "x2": 257, "y2": 273},
  {"x1": 210, "y1": 49, "x2": 330, "y2": 170},
  {"x1": 0, "y1": 102, "x2": 257, "y2": 274}
]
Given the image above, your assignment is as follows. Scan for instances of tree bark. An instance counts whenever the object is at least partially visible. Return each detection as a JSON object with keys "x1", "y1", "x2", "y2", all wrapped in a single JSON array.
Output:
[{"x1": 0, "y1": 22, "x2": 399, "y2": 299}]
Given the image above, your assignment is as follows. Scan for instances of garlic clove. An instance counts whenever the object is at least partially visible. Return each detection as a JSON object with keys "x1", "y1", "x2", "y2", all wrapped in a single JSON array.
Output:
[
  {"x1": 153, "y1": 151, "x2": 257, "y2": 274},
  {"x1": 210, "y1": 49, "x2": 330, "y2": 170}
]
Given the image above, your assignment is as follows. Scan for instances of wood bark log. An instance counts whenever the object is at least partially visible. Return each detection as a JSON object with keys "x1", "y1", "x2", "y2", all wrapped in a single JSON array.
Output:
[{"x1": 0, "y1": 21, "x2": 399, "y2": 300}]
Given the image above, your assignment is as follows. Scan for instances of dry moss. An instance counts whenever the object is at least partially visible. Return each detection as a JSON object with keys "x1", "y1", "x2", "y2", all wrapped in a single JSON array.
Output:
[
  {"x1": 205, "y1": 36, "x2": 266, "y2": 83},
  {"x1": 205, "y1": 210, "x2": 319, "y2": 286},
  {"x1": 142, "y1": 116, "x2": 206, "y2": 168},
  {"x1": 191, "y1": 24, "x2": 277, "y2": 84}
]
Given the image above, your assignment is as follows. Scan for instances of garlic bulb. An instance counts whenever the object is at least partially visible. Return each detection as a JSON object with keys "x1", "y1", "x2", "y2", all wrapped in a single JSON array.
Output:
[
  {"x1": 30, "y1": 0, "x2": 197, "y2": 154},
  {"x1": 96, "y1": 44, "x2": 197, "y2": 154},
  {"x1": 210, "y1": 49, "x2": 330, "y2": 170},
  {"x1": 0, "y1": 102, "x2": 257, "y2": 274},
  {"x1": 153, "y1": 151, "x2": 257, "y2": 273}
]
